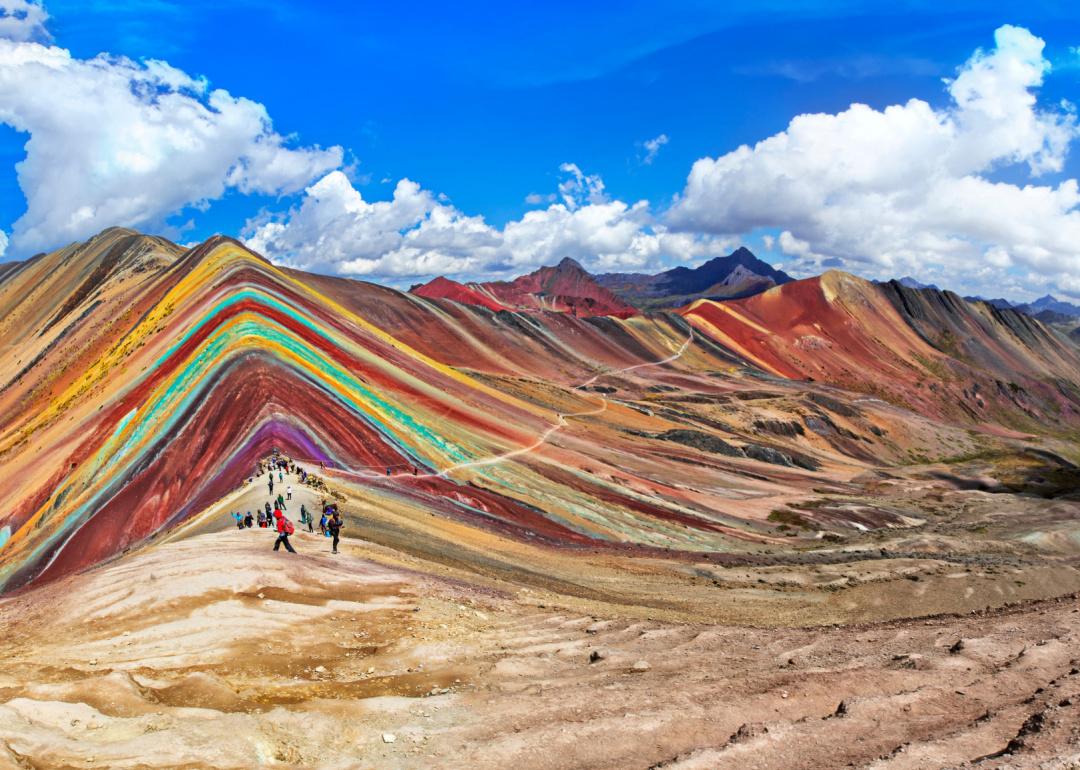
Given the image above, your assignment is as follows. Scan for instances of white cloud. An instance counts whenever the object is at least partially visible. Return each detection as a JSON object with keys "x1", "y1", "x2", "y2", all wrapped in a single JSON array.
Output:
[
  {"x1": 0, "y1": 36, "x2": 342, "y2": 253},
  {"x1": 0, "y1": 0, "x2": 48, "y2": 43},
  {"x1": 557, "y1": 162, "x2": 607, "y2": 209},
  {"x1": 775, "y1": 230, "x2": 818, "y2": 259},
  {"x1": 641, "y1": 133, "x2": 669, "y2": 165},
  {"x1": 244, "y1": 165, "x2": 735, "y2": 280},
  {"x1": 0, "y1": 228, "x2": 8, "y2": 257},
  {"x1": 668, "y1": 25, "x2": 1080, "y2": 296},
  {"x1": 524, "y1": 192, "x2": 556, "y2": 205}
]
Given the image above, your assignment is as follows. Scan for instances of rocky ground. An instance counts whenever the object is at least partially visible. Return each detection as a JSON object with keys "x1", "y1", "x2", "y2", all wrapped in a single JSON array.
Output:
[{"x1": 2, "y1": 510, "x2": 1080, "y2": 769}]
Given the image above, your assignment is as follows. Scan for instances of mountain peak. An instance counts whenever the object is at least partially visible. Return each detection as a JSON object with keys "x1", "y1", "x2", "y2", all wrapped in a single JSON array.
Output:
[
  {"x1": 411, "y1": 258, "x2": 636, "y2": 317},
  {"x1": 593, "y1": 246, "x2": 791, "y2": 309},
  {"x1": 555, "y1": 257, "x2": 586, "y2": 272}
]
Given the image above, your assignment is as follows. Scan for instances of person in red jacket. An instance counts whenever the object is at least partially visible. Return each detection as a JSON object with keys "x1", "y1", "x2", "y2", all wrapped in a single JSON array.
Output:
[{"x1": 273, "y1": 509, "x2": 296, "y2": 553}]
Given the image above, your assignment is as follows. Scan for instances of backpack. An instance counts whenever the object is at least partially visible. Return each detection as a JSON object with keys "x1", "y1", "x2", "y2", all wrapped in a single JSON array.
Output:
[{"x1": 283, "y1": 518, "x2": 295, "y2": 535}]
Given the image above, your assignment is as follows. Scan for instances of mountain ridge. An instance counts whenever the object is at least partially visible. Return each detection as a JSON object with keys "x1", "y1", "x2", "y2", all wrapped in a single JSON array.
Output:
[
  {"x1": 595, "y1": 246, "x2": 792, "y2": 309},
  {"x1": 412, "y1": 256, "x2": 637, "y2": 317},
  {"x1": 683, "y1": 270, "x2": 1080, "y2": 429}
]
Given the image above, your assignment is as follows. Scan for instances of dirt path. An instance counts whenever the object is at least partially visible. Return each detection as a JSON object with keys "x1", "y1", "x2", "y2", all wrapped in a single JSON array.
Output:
[
  {"x1": 162, "y1": 467, "x2": 326, "y2": 543},
  {"x1": 333, "y1": 330, "x2": 696, "y2": 482}
]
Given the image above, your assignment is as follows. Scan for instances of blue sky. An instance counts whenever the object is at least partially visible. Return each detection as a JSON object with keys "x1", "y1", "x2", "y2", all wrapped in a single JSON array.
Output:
[{"x1": 1, "y1": 1, "x2": 1079, "y2": 298}]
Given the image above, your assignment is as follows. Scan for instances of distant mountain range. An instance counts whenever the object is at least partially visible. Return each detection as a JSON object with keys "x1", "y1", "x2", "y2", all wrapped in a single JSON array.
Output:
[
  {"x1": 962, "y1": 293, "x2": 1080, "y2": 320},
  {"x1": 895, "y1": 276, "x2": 940, "y2": 291},
  {"x1": 1015, "y1": 295, "x2": 1080, "y2": 319},
  {"x1": 594, "y1": 247, "x2": 792, "y2": 309},
  {"x1": 412, "y1": 247, "x2": 792, "y2": 316},
  {"x1": 412, "y1": 257, "x2": 638, "y2": 318}
]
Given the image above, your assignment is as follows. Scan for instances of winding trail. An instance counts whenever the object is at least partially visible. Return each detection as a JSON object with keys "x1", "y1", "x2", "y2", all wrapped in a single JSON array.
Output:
[{"x1": 333, "y1": 329, "x2": 696, "y2": 482}]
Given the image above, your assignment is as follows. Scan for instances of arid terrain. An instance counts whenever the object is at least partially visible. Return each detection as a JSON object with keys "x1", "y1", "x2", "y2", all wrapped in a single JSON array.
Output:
[
  {"x1": 2, "y1": 515, "x2": 1080, "y2": 769},
  {"x1": 2, "y1": 229, "x2": 1080, "y2": 768}
]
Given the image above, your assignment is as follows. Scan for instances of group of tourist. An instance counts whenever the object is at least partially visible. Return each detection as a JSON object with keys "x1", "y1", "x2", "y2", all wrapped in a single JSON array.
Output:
[{"x1": 228, "y1": 451, "x2": 346, "y2": 555}]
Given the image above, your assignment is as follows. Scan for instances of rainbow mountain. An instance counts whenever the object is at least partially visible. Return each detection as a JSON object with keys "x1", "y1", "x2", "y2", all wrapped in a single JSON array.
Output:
[{"x1": 2, "y1": 228, "x2": 1079, "y2": 593}]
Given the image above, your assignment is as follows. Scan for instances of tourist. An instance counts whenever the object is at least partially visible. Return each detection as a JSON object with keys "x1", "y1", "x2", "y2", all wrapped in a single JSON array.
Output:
[
  {"x1": 286, "y1": 485, "x2": 292, "y2": 501},
  {"x1": 232, "y1": 511, "x2": 244, "y2": 530},
  {"x1": 328, "y1": 510, "x2": 343, "y2": 554},
  {"x1": 273, "y1": 509, "x2": 296, "y2": 553},
  {"x1": 244, "y1": 511, "x2": 254, "y2": 528},
  {"x1": 257, "y1": 509, "x2": 267, "y2": 528}
]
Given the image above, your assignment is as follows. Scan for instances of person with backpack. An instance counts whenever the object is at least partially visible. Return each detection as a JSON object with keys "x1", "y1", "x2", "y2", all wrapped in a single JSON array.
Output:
[
  {"x1": 327, "y1": 510, "x2": 343, "y2": 554},
  {"x1": 257, "y1": 509, "x2": 267, "y2": 528},
  {"x1": 319, "y1": 510, "x2": 329, "y2": 536},
  {"x1": 232, "y1": 512, "x2": 244, "y2": 530},
  {"x1": 244, "y1": 511, "x2": 254, "y2": 528},
  {"x1": 286, "y1": 485, "x2": 292, "y2": 501},
  {"x1": 273, "y1": 509, "x2": 296, "y2": 553}
]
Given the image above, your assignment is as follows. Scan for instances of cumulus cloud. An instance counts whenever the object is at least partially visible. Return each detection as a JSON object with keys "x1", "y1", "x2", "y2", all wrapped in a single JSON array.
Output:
[
  {"x1": 244, "y1": 166, "x2": 735, "y2": 280},
  {"x1": 640, "y1": 133, "x2": 669, "y2": 165},
  {"x1": 0, "y1": 0, "x2": 48, "y2": 43},
  {"x1": 0, "y1": 35, "x2": 342, "y2": 253},
  {"x1": 0, "y1": 228, "x2": 8, "y2": 257},
  {"x1": 668, "y1": 25, "x2": 1080, "y2": 295}
]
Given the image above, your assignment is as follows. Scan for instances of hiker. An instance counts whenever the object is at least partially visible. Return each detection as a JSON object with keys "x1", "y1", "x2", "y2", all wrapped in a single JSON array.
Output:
[
  {"x1": 269, "y1": 478, "x2": 274, "y2": 495},
  {"x1": 279, "y1": 471, "x2": 283, "y2": 482},
  {"x1": 286, "y1": 485, "x2": 292, "y2": 501},
  {"x1": 386, "y1": 466, "x2": 391, "y2": 476},
  {"x1": 257, "y1": 509, "x2": 267, "y2": 528},
  {"x1": 413, "y1": 466, "x2": 418, "y2": 476},
  {"x1": 276, "y1": 493, "x2": 286, "y2": 510},
  {"x1": 319, "y1": 510, "x2": 329, "y2": 536},
  {"x1": 273, "y1": 509, "x2": 296, "y2": 553},
  {"x1": 244, "y1": 511, "x2": 254, "y2": 528},
  {"x1": 232, "y1": 512, "x2": 244, "y2": 530},
  {"x1": 264, "y1": 501, "x2": 272, "y2": 517},
  {"x1": 327, "y1": 510, "x2": 343, "y2": 554},
  {"x1": 304, "y1": 505, "x2": 314, "y2": 532}
]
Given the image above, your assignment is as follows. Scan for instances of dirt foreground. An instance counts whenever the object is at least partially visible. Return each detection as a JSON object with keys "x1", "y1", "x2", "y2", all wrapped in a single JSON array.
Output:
[{"x1": 2, "y1": 523, "x2": 1080, "y2": 770}]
